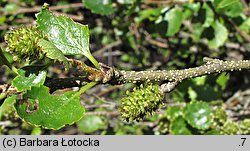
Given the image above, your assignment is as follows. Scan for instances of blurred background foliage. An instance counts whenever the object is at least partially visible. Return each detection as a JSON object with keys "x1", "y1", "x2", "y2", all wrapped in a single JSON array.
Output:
[{"x1": 0, "y1": 0, "x2": 250, "y2": 134}]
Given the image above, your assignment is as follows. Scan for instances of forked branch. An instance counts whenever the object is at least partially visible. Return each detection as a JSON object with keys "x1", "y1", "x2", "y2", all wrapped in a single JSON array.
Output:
[{"x1": 1, "y1": 57, "x2": 250, "y2": 100}]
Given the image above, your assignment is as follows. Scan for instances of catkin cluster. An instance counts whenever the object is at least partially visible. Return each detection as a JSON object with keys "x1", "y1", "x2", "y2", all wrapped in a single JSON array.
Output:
[
  {"x1": 5, "y1": 26, "x2": 45, "y2": 62},
  {"x1": 119, "y1": 83, "x2": 164, "y2": 122}
]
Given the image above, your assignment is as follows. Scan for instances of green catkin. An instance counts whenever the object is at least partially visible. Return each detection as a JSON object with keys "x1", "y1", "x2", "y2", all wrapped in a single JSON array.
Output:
[
  {"x1": 5, "y1": 26, "x2": 45, "y2": 62},
  {"x1": 221, "y1": 120, "x2": 241, "y2": 135},
  {"x1": 240, "y1": 119, "x2": 250, "y2": 134},
  {"x1": 119, "y1": 83, "x2": 164, "y2": 122},
  {"x1": 212, "y1": 107, "x2": 228, "y2": 128}
]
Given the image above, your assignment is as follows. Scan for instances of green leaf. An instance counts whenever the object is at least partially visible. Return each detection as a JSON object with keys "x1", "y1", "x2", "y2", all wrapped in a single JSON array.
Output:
[
  {"x1": 0, "y1": 95, "x2": 16, "y2": 121},
  {"x1": 77, "y1": 115, "x2": 107, "y2": 133},
  {"x1": 216, "y1": 73, "x2": 230, "y2": 90},
  {"x1": 0, "y1": 16, "x2": 6, "y2": 25},
  {"x1": 169, "y1": 116, "x2": 192, "y2": 135},
  {"x1": 184, "y1": 3, "x2": 201, "y2": 12},
  {"x1": 135, "y1": 8, "x2": 162, "y2": 23},
  {"x1": 208, "y1": 21, "x2": 228, "y2": 49},
  {"x1": 37, "y1": 39, "x2": 69, "y2": 70},
  {"x1": 36, "y1": 4, "x2": 99, "y2": 68},
  {"x1": 0, "y1": 47, "x2": 12, "y2": 69},
  {"x1": 165, "y1": 106, "x2": 183, "y2": 121},
  {"x1": 191, "y1": 84, "x2": 219, "y2": 101},
  {"x1": 215, "y1": 0, "x2": 239, "y2": 9},
  {"x1": 188, "y1": 87, "x2": 197, "y2": 101},
  {"x1": 4, "y1": 3, "x2": 19, "y2": 14},
  {"x1": 164, "y1": 7, "x2": 183, "y2": 36},
  {"x1": 223, "y1": 2, "x2": 243, "y2": 17},
  {"x1": 239, "y1": 18, "x2": 250, "y2": 33},
  {"x1": 184, "y1": 101, "x2": 212, "y2": 130},
  {"x1": 192, "y1": 76, "x2": 207, "y2": 85},
  {"x1": 214, "y1": 0, "x2": 243, "y2": 17},
  {"x1": 192, "y1": 23, "x2": 204, "y2": 42},
  {"x1": 202, "y1": 3, "x2": 214, "y2": 28},
  {"x1": 83, "y1": 0, "x2": 115, "y2": 15},
  {"x1": 15, "y1": 86, "x2": 85, "y2": 130},
  {"x1": 31, "y1": 127, "x2": 42, "y2": 135},
  {"x1": 117, "y1": 0, "x2": 135, "y2": 4},
  {"x1": 12, "y1": 69, "x2": 46, "y2": 92}
]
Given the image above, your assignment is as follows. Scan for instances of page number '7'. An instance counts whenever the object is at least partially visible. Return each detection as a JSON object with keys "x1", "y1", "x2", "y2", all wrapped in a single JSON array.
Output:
[{"x1": 240, "y1": 138, "x2": 246, "y2": 146}]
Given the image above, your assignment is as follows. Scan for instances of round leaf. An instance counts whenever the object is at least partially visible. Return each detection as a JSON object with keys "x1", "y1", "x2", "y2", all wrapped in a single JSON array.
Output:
[
  {"x1": 215, "y1": 0, "x2": 239, "y2": 9},
  {"x1": 202, "y1": 3, "x2": 214, "y2": 28},
  {"x1": 0, "y1": 95, "x2": 16, "y2": 120},
  {"x1": 31, "y1": 127, "x2": 42, "y2": 135},
  {"x1": 36, "y1": 5, "x2": 89, "y2": 55},
  {"x1": 165, "y1": 106, "x2": 183, "y2": 121},
  {"x1": 15, "y1": 86, "x2": 85, "y2": 130},
  {"x1": 37, "y1": 39, "x2": 69, "y2": 70},
  {"x1": 36, "y1": 4, "x2": 99, "y2": 68},
  {"x1": 12, "y1": 69, "x2": 46, "y2": 92},
  {"x1": 169, "y1": 116, "x2": 192, "y2": 135},
  {"x1": 77, "y1": 115, "x2": 107, "y2": 133},
  {"x1": 208, "y1": 21, "x2": 228, "y2": 49},
  {"x1": 223, "y1": 2, "x2": 243, "y2": 17},
  {"x1": 216, "y1": 73, "x2": 230, "y2": 90},
  {"x1": 83, "y1": 0, "x2": 115, "y2": 15},
  {"x1": 164, "y1": 7, "x2": 183, "y2": 36},
  {"x1": 184, "y1": 101, "x2": 212, "y2": 130}
]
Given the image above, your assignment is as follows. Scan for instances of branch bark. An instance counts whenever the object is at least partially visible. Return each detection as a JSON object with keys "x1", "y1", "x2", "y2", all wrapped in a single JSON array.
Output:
[
  {"x1": 43, "y1": 58, "x2": 250, "y2": 92},
  {"x1": 44, "y1": 77, "x2": 89, "y2": 92},
  {"x1": 110, "y1": 58, "x2": 250, "y2": 84},
  {"x1": 3, "y1": 58, "x2": 250, "y2": 93}
]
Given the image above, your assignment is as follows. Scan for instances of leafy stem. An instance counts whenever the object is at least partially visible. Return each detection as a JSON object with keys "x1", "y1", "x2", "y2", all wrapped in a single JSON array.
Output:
[
  {"x1": 87, "y1": 53, "x2": 100, "y2": 69},
  {"x1": 77, "y1": 82, "x2": 97, "y2": 96}
]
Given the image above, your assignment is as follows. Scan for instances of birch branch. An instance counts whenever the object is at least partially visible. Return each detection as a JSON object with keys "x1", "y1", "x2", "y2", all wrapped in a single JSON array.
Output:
[
  {"x1": 111, "y1": 58, "x2": 250, "y2": 84},
  {"x1": 3, "y1": 57, "x2": 249, "y2": 94}
]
